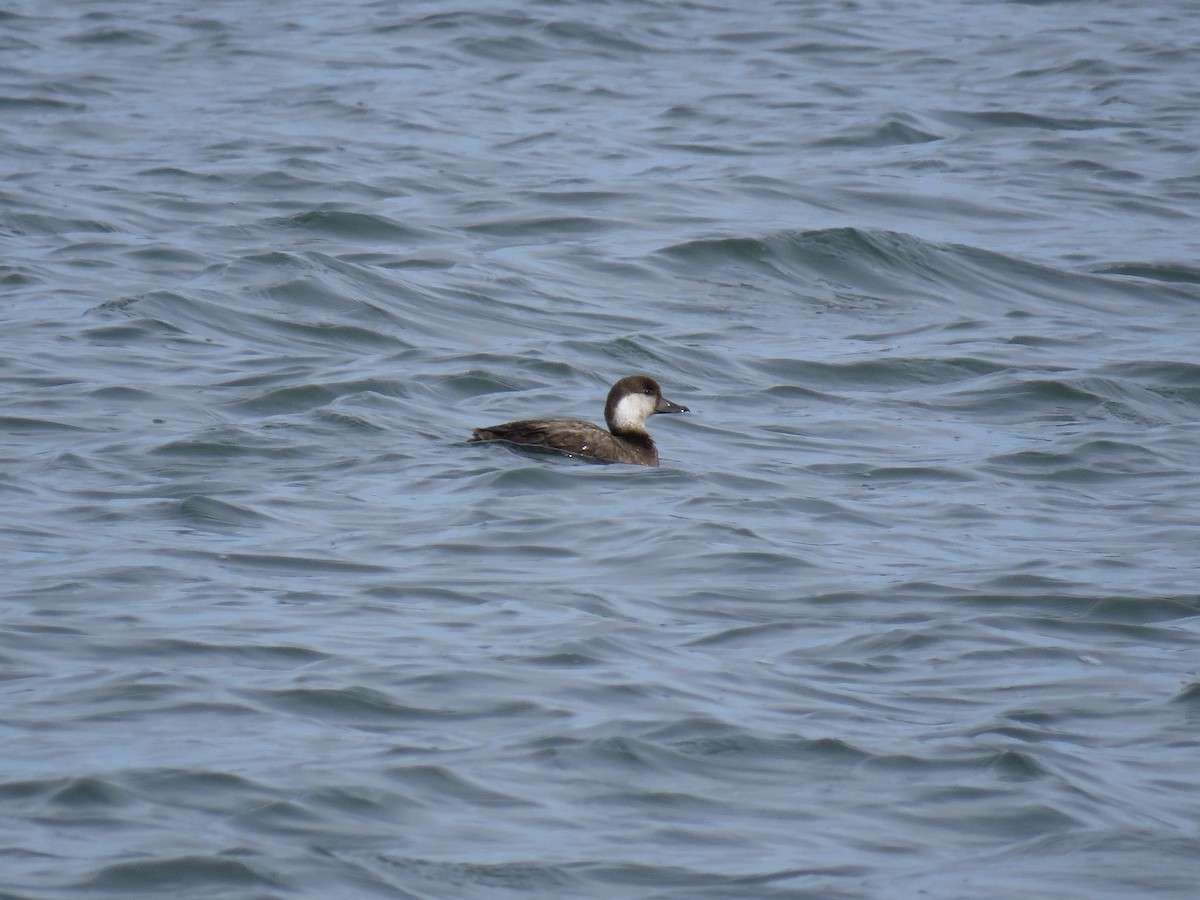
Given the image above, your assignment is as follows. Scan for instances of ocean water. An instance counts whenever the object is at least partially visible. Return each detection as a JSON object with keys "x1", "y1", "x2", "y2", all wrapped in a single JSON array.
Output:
[{"x1": 3, "y1": 1, "x2": 1199, "y2": 897}]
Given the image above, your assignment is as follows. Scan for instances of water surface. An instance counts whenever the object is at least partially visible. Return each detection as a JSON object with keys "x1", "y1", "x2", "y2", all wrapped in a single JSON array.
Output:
[{"x1": 3, "y1": 2, "x2": 1199, "y2": 897}]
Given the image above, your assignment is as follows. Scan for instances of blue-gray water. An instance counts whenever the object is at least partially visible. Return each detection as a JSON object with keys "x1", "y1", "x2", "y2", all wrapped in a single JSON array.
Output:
[{"x1": 3, "y1": 2, "x2": 1199, "y2": 897}]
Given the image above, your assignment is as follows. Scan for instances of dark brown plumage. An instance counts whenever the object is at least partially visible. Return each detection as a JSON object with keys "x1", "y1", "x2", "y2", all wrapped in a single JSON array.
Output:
[{"x1": 469, "y1": 375, "x2": 688, "y2": 467}]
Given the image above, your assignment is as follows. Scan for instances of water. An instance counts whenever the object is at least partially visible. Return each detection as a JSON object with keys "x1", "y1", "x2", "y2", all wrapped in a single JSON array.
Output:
[{"x1": 3, "y1": 1, "x2": 1199, "y2": 897}]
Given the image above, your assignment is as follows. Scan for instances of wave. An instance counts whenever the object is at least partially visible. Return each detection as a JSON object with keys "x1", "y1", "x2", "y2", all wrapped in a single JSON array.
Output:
[{"x1": 657, "y1": 227, "x2": 1200, "y2": 314}]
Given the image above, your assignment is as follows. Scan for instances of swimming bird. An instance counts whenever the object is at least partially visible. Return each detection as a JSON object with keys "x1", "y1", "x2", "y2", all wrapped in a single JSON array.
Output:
[{"x1": 470, "y1": 374, "x2": 688, "y2": 467}]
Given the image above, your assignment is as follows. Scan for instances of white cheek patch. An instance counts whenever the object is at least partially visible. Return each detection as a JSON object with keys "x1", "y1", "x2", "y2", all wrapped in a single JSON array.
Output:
[{"x1": 612, "y1": 393, "x2": 655, "y2": 432}]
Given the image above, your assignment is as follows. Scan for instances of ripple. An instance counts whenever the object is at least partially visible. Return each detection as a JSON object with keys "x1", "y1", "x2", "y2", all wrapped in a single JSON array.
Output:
[
  {"x1": 79, "y1": 855, "x2": 283, "y2": 893},
  {"x1": 263, "y1": 209, "x2": 433, "y2": 243}
]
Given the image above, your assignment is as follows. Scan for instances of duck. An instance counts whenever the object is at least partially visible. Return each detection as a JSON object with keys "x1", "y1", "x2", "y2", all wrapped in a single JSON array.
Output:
[{"x1": 470, "y1": 374, "x2": 688, "y2": 467}]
